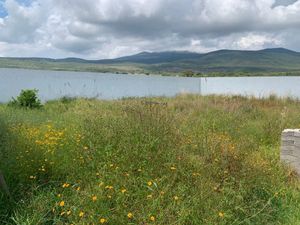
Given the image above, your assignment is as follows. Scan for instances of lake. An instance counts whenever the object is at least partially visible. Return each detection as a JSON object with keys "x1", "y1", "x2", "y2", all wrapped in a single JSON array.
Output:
[{"x1": 0, "y1": 68, "x2": 299, "y2": 103}]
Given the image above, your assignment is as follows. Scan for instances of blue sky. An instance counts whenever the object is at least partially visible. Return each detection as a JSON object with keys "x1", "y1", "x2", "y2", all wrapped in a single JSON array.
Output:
[
  {"x1": 0, "y1": 0, "x2": 7, "y2": 17},
  {"x1": 0, "y1": 0, "x2": 32, "y2": 17}
]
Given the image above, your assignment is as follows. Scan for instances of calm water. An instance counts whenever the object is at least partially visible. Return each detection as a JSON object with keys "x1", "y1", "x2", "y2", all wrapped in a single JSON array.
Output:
[{"x1": 0, "y1": 68, "x2": 299, "y2": 103}]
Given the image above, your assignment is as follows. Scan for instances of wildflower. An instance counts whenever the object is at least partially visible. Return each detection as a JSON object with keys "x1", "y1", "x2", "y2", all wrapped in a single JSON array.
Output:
[
  {"x1": 218, "y1": 212, "x2": 225, "y2": 218},
  {"x1": 174, "y1": 196, "x2": 179, "y2": 201},
  {"x1": 150, "y1": 216, "x2": 155, "y2": 221},
  {"x1": 57, "y1": 194, "x2": 62, "y2": 198},
  {"x1": 92, "y1": 195, "x2": 97, "y2": 202},
  {"x1": 105, "y1": 185, "x2": 113, "y2": 190},
  {"x1": 147, "y1": 181, "x2": 153, "y2": 186},
  {"x1": 67, "y1": 210, "x2": 71, "y2": 216},
  {"x1": 60, "y1": 212, "x2": 65, "y2": 216},
  {"x1": 79, "y1": 211, "x2": 84, "y2": 218},
  {"x1": 99, "y1": 218, "x2": 107, "y2": 224},
  {"x1": 138, "y1": 168, "x2": 142, "y2": 172},
  {"x1": 76, "y1": 187, "x2": 81, "y2": 191},
  {"x1": 170, "y1": 166, "x2": 176, "y2": 170},
  {"x1": 59, "y1": 201, "x2": 65, "y2": 207},
  {"x1": 127, "y1": 212, "x2": 133, "y2": 219},
  {"x1": 62, "y1": 183, "x2": 70, "y2": 188},
  {"x1": 121, "y1": 189, "x2": 127, "y2": 194},
  {"x1": 83, "y1": 146, "x2": 88, "y2": 150}
]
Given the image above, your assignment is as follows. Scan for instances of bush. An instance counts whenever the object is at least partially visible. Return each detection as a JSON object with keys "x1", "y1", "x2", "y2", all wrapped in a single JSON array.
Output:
[{"x1": 9, "y1": 89, "x2": 42, "y2": 109}]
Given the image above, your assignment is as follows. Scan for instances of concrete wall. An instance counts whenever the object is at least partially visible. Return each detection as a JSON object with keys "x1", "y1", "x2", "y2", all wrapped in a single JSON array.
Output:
[{"x1": 281, "y1": 129, "x2": 300, "y2": 175}]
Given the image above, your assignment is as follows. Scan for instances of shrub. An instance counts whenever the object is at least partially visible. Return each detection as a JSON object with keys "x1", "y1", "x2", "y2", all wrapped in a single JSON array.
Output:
[{"x1": 9, "y1": 89, "x2": 42, "y2": 109}]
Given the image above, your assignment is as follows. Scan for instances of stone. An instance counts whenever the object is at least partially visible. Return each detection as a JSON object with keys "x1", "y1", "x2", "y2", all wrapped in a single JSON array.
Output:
[{"x1": 281, "y1": 129, "x2": 300, "y2": 175}]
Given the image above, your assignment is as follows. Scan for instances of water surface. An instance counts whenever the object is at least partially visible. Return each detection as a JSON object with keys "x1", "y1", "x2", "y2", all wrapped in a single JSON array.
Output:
[{"x1": 0, "y1": 68, "x2": 299, "y2": 102}]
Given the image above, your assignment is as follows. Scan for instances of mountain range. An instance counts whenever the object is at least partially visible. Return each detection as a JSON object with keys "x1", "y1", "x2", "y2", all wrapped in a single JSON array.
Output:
[{"x1": 1, "y1": 48, "x2": 300, "y2": 75}]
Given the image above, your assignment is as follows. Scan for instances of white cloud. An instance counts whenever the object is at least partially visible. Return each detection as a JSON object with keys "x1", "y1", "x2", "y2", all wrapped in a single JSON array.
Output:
[
  {"x1": 233, "y1": 33, "x2": 282, "y2": 49},
  {"x1": 0, "y1": 0, "x2": 300, "y2": 58}
]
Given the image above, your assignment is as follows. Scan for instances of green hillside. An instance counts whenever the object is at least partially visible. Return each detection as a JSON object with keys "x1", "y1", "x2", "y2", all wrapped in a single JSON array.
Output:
[
  {"x1": 149, "y1": 48, "x2": 300, "y2": 73},
  {"x1": 1, "y1": 48, "x2": 300, "y2": 76}
]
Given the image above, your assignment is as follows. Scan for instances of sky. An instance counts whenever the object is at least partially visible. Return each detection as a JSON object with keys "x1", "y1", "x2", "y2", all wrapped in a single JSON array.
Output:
[{"x1": 0, "y1": 0, "x2": 300, "y2": 59}]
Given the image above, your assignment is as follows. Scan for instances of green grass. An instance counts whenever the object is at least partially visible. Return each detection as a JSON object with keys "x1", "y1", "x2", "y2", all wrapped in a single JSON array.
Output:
[
  {"x1": 0, "y1": 95, "x2": 300, "y2": 224},
  {"x1": 0, "y1": 59, "x2": 150, "y2": 75}
]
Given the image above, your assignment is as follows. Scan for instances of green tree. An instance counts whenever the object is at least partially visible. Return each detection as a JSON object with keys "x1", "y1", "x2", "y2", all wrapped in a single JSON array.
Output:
[{"x1": 9, "y1": 89, "x2": 42, "y2": 109}]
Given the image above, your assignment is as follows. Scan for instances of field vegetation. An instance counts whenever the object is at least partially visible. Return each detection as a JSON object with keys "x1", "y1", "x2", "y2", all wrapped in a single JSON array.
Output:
[{"x1": 0, "y1": 94, "x2": 300, "y2": 224}]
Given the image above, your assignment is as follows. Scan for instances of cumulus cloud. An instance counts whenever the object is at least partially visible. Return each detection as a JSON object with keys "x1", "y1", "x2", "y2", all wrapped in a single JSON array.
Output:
[{"x1": 0, "y1": 0, "x2": 300, "y2": 58}]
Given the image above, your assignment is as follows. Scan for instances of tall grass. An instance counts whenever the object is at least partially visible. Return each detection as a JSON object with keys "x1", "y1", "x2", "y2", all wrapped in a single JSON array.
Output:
[{"x1": 0, "y1": 95, "x2": 300, "y2": 224}]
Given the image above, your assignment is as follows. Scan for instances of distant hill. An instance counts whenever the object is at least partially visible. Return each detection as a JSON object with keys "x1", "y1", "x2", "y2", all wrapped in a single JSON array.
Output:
[
  {"x1": 145, "y1": 48, "x2": 300, "y2": 73},
  {"x1": 1, "y1": 48, "x2": 300, "y2": 75},
  {"x1": 97, "y1": 51, "x2": 202, "y2": 64}
]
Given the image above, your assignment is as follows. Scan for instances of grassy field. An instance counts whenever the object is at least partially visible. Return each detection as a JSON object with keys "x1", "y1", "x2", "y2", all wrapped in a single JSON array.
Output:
[
  {"x1": 0, "y1": 95, "x2": 300, "y2": 224},
  {"x1": 0, "y1": 59, "x2": 150, "y2": 75}
]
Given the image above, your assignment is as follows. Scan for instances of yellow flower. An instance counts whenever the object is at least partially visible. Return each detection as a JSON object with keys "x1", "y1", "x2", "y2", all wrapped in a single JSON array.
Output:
[
  {"x1": 150, "y1": 216, "x2": 155, "y2": 221},
  {"x1": 127, "y1": 212, "x2": 133, "y2": 219},
  {"x1": 99, "y1": 218, "x2": 107, "y2": 224},
  {"x1": 83, "y1": 146, "x2": 88, "y2": 150},
  {"x1": 218, "y1": 212, "x2": 225, "y2": 218},
  {"x1": 121, "y1": 189, "x2": 127, "y2": 194},
  {"x1": 174, "y1": 196, "x2": 179, "y2": 201},
  {"x1": 138, "y1": 168, "x2": 142, "y2": 172},
  {"x1": 76, "y1": 187, "x2": 81, "y2": 191},
  {"x1": 170, "y1": 166, "x2": 176, "y2": 170},
  {"x1": 92, "y1": 195, "x2": 97, "y2": 202},
  {"x1": 105, "y1": 185, "x2": 113, "y2": 190},
  {"x1": 79, "y1": 211, "x2": 84, "y2": 218},
  {"x1": 147, "y1": 181, "x2": 153, "y2": 186},
  {"x1": 59, "y1": 201, "x2": 65, "y2": 207},
  {"x1": 62, "y1": 183, "x2": 70, "y2": 188},
  {"x1": 67, "y1": 210, "x2": 71, "y2": 216}
]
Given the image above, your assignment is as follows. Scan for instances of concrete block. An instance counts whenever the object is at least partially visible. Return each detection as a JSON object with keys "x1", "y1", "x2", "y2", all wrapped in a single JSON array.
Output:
[{"x1": 281, "y1": 129, "x2": 300, "y2": 175}]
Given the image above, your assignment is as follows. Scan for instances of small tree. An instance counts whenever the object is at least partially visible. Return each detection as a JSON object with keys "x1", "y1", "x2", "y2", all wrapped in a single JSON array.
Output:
[
  {"x1": 183, "y1": 70, "x2": 195, "y2": 77},
  {"x1": 9, "y1": 89, "x2": 42, "y2": 109}
]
